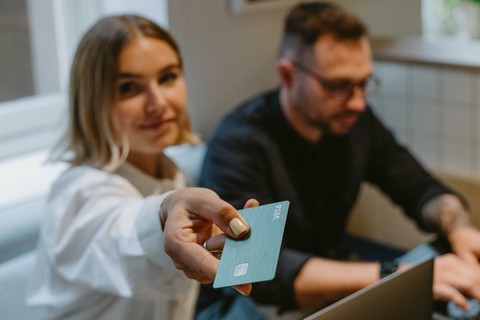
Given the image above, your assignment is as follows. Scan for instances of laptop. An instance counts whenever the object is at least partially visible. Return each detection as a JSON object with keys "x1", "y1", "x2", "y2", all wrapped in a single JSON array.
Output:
[{"x1": 304, "y1": 258, "x2": 434, "y2": 320}]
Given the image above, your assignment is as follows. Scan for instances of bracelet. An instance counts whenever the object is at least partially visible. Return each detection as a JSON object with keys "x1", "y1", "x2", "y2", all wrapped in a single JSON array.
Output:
[{"x1": 380, "y1": 260, "x2": 399, "y2": 278}]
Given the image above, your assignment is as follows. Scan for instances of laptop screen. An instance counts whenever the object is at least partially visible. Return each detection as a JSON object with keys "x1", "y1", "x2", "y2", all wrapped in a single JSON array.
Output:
[{"x1": 304, "y1": 258, "x2": 434, "y2": 320}]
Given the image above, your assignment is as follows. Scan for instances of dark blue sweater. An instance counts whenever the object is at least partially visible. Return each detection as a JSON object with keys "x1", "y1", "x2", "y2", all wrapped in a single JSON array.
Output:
[{"x1": 199, "y1": 88, "x2": 454, "y2": 310}]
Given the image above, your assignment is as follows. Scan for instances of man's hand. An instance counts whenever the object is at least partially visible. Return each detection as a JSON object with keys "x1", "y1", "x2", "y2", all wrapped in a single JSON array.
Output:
[
  {"x1": 161, "y1": 187, "x2": 257, "y2": 295},
  {"x1": 434, "y1": 253, "x2": 480, "y2": 310},
  {"x1": 419, "y1": 194, "x2": 480, "y2": 310},
  {"x1": 449, "y1": 226, "x2": 480, "y2": 266}
]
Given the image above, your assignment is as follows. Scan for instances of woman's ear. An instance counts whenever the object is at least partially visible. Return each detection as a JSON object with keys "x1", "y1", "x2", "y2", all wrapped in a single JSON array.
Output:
[{"x1": 277, "y1": 59, "x2": 295, "y2": 89}]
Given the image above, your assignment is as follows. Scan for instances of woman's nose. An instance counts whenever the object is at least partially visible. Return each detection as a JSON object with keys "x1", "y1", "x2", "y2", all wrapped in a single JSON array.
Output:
[{"x1": 145, "y1": 85, "x2": 166, "y2": 115}]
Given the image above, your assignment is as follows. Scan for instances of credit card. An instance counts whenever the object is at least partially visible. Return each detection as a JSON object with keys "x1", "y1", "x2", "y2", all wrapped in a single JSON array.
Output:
[{"x1": 213, "y1": 200, "x2": 289, "y2": 288}]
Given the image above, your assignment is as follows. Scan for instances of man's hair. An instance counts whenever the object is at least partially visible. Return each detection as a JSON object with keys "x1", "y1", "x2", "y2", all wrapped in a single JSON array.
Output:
[
  {"x1": 279, "y1": 2, "x2": 368, "y2": 58},
  {"x1": 51, "y1": 14, "x2": 198, "y2": 171}
]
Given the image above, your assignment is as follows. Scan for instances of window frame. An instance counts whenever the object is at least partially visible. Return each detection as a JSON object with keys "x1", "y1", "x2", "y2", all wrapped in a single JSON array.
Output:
[{"x1": 0, "y1": 0, "x2": 102, "y2": 161}]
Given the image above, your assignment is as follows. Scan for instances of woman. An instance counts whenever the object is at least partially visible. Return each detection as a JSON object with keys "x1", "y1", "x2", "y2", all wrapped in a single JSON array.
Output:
[{"x1": 27, "y1": 15, "x2": 252, "y2": 320}]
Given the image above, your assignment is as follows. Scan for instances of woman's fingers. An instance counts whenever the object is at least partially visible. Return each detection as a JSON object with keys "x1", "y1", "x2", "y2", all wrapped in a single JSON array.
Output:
[
  {"x1": 243, "y1": 198, "x2": 260, "y2": 209},
  {"x1": 204, "y1": 234, "x2": 227, "y2": 251}
]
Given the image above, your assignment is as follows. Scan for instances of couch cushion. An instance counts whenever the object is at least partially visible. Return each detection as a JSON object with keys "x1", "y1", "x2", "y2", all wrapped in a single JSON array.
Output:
[
  {"x1": 0, "y1": 251, "x2": 38, "y2": 320},
  {"x1": 0, "y1": 196, "x2": 47, "y2": 263}
]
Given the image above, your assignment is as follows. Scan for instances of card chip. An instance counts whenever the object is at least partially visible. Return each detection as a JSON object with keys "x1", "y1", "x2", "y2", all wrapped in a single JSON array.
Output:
[{"x1": 234, "y1": 263, "x2": 249, "y2": 277}]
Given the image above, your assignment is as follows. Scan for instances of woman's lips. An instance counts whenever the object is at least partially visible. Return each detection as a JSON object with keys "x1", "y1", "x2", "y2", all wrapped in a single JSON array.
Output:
[{"x1": 139, "y1": 118, "x2": 175, "y2": 130}]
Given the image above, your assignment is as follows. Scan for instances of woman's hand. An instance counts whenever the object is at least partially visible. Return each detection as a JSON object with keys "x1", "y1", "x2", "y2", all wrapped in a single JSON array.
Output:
[{"x1": 162, "y1": 187, "x2": 258, "y2": 295}]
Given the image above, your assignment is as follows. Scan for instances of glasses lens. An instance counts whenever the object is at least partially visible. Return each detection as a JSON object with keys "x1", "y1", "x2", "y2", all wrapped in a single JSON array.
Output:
[
  {"x1": 293, "y1": 60, "x2": 380, "y2": 100},
  {"x1": 329, "y1": 76, "x2": 380, "y2": 101},
  {"x1": 323, "y1": 83, "x2": 351, "y2": 99}
]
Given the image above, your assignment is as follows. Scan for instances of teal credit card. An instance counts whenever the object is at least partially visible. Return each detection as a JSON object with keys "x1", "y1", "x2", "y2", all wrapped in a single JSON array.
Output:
[{"x1": 213, "y1": 200, "x2": 290, "y2": 288}]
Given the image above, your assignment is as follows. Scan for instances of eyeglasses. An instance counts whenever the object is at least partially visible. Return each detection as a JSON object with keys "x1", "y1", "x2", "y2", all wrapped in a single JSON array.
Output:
[{"x1": 291, "y1": 61, "x2": 380, "y2": 101}]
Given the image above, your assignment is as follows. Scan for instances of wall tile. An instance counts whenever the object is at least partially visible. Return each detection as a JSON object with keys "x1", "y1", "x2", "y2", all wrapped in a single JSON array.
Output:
[
  {"x1": 383, "y1": 98, "x2": 408, "y2": 130},
  {"x1": 374, "y1": 59, "x2": 476, "y2": 177},
  {"x1": 470, "y1": 143, "x2": 480, "y2": 178},
  {"x1": 411, "y1": 132, "x2": 438, "y2": 169},
  {"x1": 440, "y1": 138, "x2": 471, "y2": 175},
  {"x1": 473, "y1": 104, "x2": 480, "y2": 142},
  {"x1": 441, "y1": 69, "x2": 472, "y2": 104},
  {"x1": 473, "y1": 73, "x2": 480, "y2": 105},
  {"x1": 442, "y1": 105, "x2": 472, "y2": 140},
  {"x1": 412, "y1": 97, "x2": 438, "y2": 136},
  {"x1": 411, "y1": 65, "x2": 438, "y2": 100},
  {"x1": 381, "y1": 62, "x2": 408, "y2": 98}
]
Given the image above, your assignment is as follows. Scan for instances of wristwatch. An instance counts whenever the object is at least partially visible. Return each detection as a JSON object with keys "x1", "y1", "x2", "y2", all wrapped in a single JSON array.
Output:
[{"x1": 380, "y1": 260, "x2": 399, "y2": 278}]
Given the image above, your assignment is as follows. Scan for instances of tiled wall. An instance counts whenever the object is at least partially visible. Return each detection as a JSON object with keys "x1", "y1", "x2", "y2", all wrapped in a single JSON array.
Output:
[
  {"x1": 371, "y1": 61, "x2": 479, "y2": 177},
  {"x1": 350, "y1": 60, "x2": 480, "y2": 249}
]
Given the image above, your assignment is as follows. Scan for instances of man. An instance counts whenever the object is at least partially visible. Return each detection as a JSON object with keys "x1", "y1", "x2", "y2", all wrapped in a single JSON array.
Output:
[{"x1": 200, "y1": 1, "x2": 480, "y2": 315}]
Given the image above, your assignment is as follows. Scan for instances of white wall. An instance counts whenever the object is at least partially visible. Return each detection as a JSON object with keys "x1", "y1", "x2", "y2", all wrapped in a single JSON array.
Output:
[
  {"x1": 168, "y1": 0, "x2": 422, "y2": 139},
  {"x1": 332, "y1": 0, "x2": 422, "y2": 37},
  {"x1": 168, "y1": 0, "x2": 291, "y2": 138}
]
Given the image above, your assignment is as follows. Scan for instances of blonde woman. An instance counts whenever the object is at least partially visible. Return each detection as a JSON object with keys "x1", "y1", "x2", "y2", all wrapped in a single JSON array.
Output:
[{"x1": 27, "y1": 15, "x2": 252, "y2": 320}]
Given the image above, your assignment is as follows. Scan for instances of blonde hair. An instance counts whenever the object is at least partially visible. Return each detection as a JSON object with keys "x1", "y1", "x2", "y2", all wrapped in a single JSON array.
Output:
[{"x1": 51, "y1": 15, "x2": 199, "y2": 171}]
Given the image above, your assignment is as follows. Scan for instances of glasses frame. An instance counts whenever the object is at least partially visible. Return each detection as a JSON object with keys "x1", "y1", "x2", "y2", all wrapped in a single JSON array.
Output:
[{"x1": 291, "y1": 60, "x2": 380, "y2": 101}]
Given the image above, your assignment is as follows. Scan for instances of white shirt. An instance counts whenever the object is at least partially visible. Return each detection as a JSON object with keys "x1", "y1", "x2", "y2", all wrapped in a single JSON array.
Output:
[{"x1": 27, "y1": 157, "x2": 199, "y2": 320}]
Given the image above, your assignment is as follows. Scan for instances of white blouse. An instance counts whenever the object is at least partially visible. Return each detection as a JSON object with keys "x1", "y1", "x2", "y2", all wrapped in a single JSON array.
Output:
[{"x1": 27, "y1": 158, "x2": 199, "y2": 320}]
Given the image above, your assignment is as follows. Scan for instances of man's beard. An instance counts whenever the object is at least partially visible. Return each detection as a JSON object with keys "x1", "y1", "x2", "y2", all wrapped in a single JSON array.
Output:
[{"x1": 308, "y1": 110, "x2": 361, "y2": 136}]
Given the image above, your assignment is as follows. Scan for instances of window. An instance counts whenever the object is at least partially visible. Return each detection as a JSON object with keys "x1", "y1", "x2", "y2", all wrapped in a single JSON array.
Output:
[
  {"x1": 422, "y1": 0, "x2": 480, "y2": 39},
  {"x1": 0, "y1": 0, "x2": 98, "y2": 160}
]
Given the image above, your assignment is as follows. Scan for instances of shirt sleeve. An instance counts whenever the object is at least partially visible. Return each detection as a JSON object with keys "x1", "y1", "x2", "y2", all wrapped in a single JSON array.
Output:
[
  {"x1": 251, "y1": 249, "x2": 312, "y2": 311},
  {"x1": 135, "y1": 191, "x2": 175, "y2": 270},
  {"x1": 46, "y1": 168, "x2": 189, "y2": 299}
]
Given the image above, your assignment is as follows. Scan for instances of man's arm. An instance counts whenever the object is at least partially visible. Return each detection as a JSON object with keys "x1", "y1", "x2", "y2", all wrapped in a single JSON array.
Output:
[
  {"x1": 422, "y1": 194, "x2": 473, "y2": 239},
  {"x1": 422, "y1": 194, "x2": 480, "y2": 265},
  {"x1": 421, "y1": 195, "x2": 480, "y2": 310},
  {"x1": 364, "y1": 108, "x2": 480, "y2": 308},
  {"x1": 296, "y1": 252, "x2": 480, "y2": 311},
  {"x1": 293, "y1": 258, "x2": 380, "y2": 309}
]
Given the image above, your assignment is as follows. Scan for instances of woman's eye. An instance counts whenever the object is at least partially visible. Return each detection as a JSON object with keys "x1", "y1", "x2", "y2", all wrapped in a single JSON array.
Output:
[
  {"x1": 159, "y1": 72, "x2": 178, "y2": 85},
  {"x1": 118, "y1": 82, "x2": 139, "y2": 96}
]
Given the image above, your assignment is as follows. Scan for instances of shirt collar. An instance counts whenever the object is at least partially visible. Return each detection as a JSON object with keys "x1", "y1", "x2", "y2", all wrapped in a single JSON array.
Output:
[{"x1": 115, "y1": 155, "x2": 185, "y2": 197}]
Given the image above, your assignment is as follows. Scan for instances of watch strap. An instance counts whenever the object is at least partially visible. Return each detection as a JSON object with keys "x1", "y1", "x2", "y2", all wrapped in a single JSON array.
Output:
[{"x1": 380, "y1": 260, "x2": 399, "y2": 278}]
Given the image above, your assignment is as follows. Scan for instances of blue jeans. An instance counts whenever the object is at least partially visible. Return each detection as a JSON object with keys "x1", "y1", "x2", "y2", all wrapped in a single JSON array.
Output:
[
  {"x1": 195, "y1": 286, "x2": 266, "y2": 320},
  {"x1": 396, "y1": 238, "x2": 449, "y2": 263}
]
